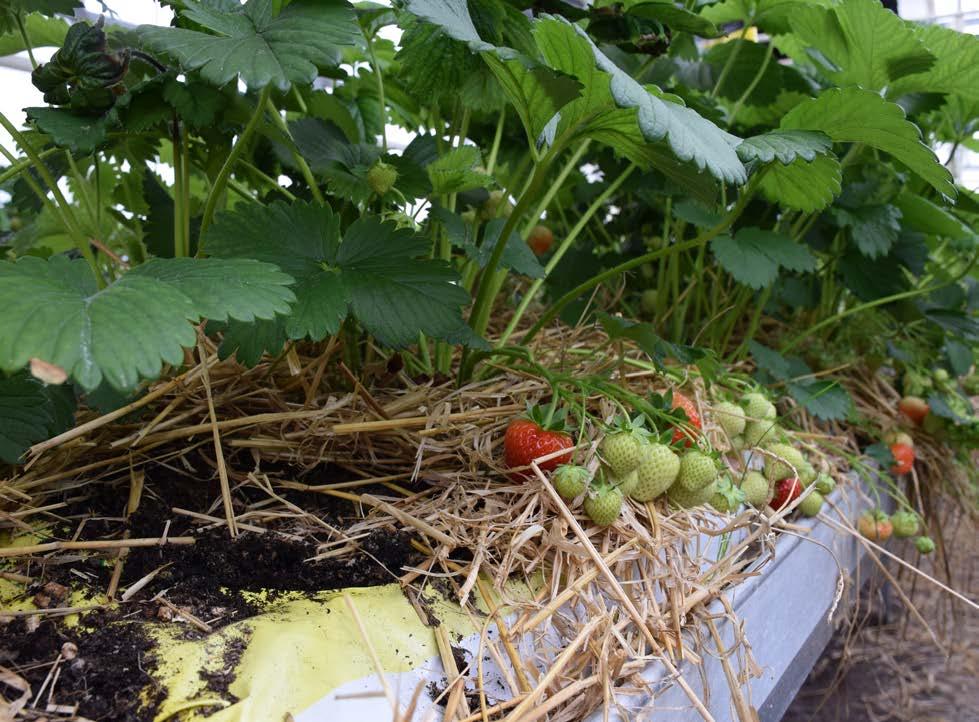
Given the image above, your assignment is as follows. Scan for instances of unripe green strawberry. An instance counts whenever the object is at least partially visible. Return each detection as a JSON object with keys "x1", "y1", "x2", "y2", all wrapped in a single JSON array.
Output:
[
  {"x1": 740, "y1": 471, "x2": 771, "y2": 507},
  {"x1": 730, "y1": 434, "x2": 745, "y2": 450},
  {"x1": 891, "y1": 511, "x2": 920, "y2": 538},
  {"x1": 742, "y1": 392, "x2": 776, "y2": 421},
  {"x1": 710, "y1": 475, "x2": 745, "y2": 513},
  {"x1": 714, "y1": 401, "x2": 746, "y2": 437},
  {"x1": 552, "y1": 464, "x2": 589, "y2": 500},
  {"x1": 799, "y1": 491, "x2": 824, "y2": 517},
  {"x1": 764, "y1": 443, "x2": 806, "y2": 482},
  {"x1": 798, "y1": 461, "x2": 817, "y2": 487},
  {"x1": 366, "y1": 160, "x2": 398, "y2": 195},
  {"x1": 631, "y1": 443, "x2": 680, "y2": 501},
  {"x1": 933, "y1": 368, "x2": 950, "y2": 384},
  {"x1": 677, "y1": 450, "x2": 717, "y2": 491},
  {"x1": 814, "y1": 473, "x2": 835, "y2": 495},
  {"x1": 915, "y1": 536, "x2": 935, "y2": 554},
  {"x1": 612, "y1": 468, "x2": 639, "y2": 496},
  {"x1": 600, "y1": 432, "x2": 642, "y2": 477},
  {"x1": 743, "y1": 420, "x2": 776, "y2": 448},
  {"x1": 584, "y1": 484, "x2": 623, "y2": 526},
  {"x1": 668, "y1": 479, "x2": 717, "y2": 509},
  {"x1": 640, "y1": 288, "x2": 657, "y2": 317}
]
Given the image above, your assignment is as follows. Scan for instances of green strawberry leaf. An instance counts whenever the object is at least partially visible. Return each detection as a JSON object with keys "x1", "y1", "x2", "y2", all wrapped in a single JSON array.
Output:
[
  {"x1": 786, "y1": 379, "x2": 852, "y2": 421},
  {"x1": 126, "y1": 258, "x2": 296, "y2": 323},
  {"x1": 832, "y1": 205, "x2": 902, "y2": 259},
  {"x1": 780, "y1": 88, "x2": 954, "y2": 198},
  {"x1": 737, "y1": 130, "x2": 832, "y2": 165},
  {"x1": 598, "y1": 313, "x2": 719, "y2": 381},
  {"x1": 426, "y1": 145, "x2": 493, "y2": 195},
  {"x1": 0, "y1": 372, "x2": 75, "y2": 465},
  {"x1": 757, "y1": 154, "x2": 841, "y2": 213},
  {"x1": 711, "y1": 227, "x2": 816, "y2": 289},
  {"x1": 429, "y1": 206, "x2": 545, "y2": 279},
  {"x1": 889, "y1": 22, "x2": 979, "y2": 100},
  {"x1": 24, "y1": 106, "x2": 110, "y2": 154},
  {"x1": 535, "y1": 17, "x2": 746, "y2": 185},
  {"x1": 701, "y1": 0, "x2": 834, "y2": 34},
  {"x1": 202, "y1": 201, "x2": 483, "y2": 348},
  {"x1": 623, "y1": 0, "x2": 719, "y2": 37},
  {"x1": 138, "y1": 0, "x2": 359, "y2": 90},
  {"x1": 0, "y1": 256, "x2": 295, "y2": 390},
  {"x1": 212, "y1": 316, "x2": 289, "y2": 366},
  {"x1": 788, "y1": 0, "x2": 934, "y2": 90},
  {"x1": 0, "y1": 12, "x2": 69, "y2": 56},
  {"x1": 865, "y1": 441, "x2": 895, "y2": 469},
  {"x1": 894, "y1": 191, "x2": 974, "y2": 241}
]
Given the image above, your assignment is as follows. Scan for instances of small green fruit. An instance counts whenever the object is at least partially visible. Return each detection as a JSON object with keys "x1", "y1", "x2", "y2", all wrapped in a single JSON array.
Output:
[
  {"x1": 891, "y1": 511, "x2": 920, "y2": 538},
  {"x1": 631, "y1": 443, "x2": 680, "y2": 501},
  {"x1": 710, "y1": 475, "x2": 745, "y2": 513},
  {"x1": 798, "y1": 491, "x2": 824, "y2": 517},
  {"x1": 584, "y1": 484, "x2": 623, "y2": 526},
  {"x1": 814, "y1": 473, "x2": 835, "y2": 495},
  {"x1": 740, "y1": 471, "x2": 771, "y2": 507},
  {"x1": 742, "y1": 392, "x2": 776, "y2": 421},
  {"x1": 640, "y1": 288, "x2": 658, "y2": 316},
  {"x1": 915, "y1": 536, "x2": 935, "y2": 554},
  {"x1": 764, "y1": 443, "x2": 806, "y2": 482},
  {"x1": 798, "y1": 461, "x2": 817, "y2": 487},
  {"x1": 677, "y1": 450, "x2": 717, "y2": 491},
  {"x1": 612, "y1": 468, "x2": 639, "y2": 496},
  {"x1": 366, "y1": 160, "x2": 398, "y2": 195},
  {"x1": 714, "y1": 401, "x2": 746, "y2": 437},
  {"x1": 552, "y1": 464, "x2": 589, "y2": 500},
  {"x1": 600, "y1": 432, "x2": 643, "y2": 477},
  {"x1": 743, "y1": 420, "x2": 776, "y2": 448},
  {"x1": 668, "y1": 479, "x2": 717, "y2": 509}
]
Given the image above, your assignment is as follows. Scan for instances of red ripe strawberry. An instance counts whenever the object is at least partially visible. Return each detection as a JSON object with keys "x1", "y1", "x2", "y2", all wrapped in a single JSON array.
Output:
[
  {"x1": 770, "y1": 477, "x2": 802, "y2": 511},
  {"x1": 671, "y1": 391, "x2": 702, "y2": 447},
  {"x1": 889, "y1": 442, "x2": 915, "y2": 474},
  {"x1": 898, "y1": 396, "x2": 929, "y2": 426},
  {"x1": 527, "y1": 225, "x2": 554, "y2": 255},
  {"x1": 504, "y1": 414, "x2": 573, "y2": 481}
]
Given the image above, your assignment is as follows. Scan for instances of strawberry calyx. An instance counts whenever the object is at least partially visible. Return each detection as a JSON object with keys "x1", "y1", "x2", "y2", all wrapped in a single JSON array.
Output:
[{"x1": 523, "y1": 401, "x2": 570, "y2": 434}]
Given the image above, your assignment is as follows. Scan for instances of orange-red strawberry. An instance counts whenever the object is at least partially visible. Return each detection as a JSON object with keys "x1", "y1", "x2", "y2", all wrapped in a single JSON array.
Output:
[
  {"x1": 898, "y1": 396, "x2": 929, "y2": 426},
  {"x1": 527, "y1": 225, "x2": 554, "y2": 255},
  {"x1": 504, "y1": 418, "x2": 573, "y2": 481},
  {"x1": 889, "y1": 442, "x2": 915, "y2": 474},
  {"x1": 671, "y1": 391, "x2": 702, "y2": 447},
  {"x1": 858, "y1": 511, "x2": 893, "y2": 541},
  {"x1": 770, "y1": 476, "x2": 802, "y2": 511}
]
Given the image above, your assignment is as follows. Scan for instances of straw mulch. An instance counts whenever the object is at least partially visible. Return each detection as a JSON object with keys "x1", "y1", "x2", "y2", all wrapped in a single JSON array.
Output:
[{"x1": 0, "y1": 324, "x2": 945, "y2": 721}]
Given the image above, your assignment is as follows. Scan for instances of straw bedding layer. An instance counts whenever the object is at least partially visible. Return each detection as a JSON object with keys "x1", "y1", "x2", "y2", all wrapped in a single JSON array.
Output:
[{"x1": 0, "y1": 325, "x2": 967, "y2": 721}]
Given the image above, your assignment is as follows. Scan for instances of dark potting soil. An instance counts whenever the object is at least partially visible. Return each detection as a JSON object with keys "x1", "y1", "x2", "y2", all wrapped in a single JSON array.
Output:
[
  {"x1": 1, "y1": 459, "x2": 424, "y2": 720},
  {"x1": 1, "y1": 612, "x2": 161, "y2": 722}
]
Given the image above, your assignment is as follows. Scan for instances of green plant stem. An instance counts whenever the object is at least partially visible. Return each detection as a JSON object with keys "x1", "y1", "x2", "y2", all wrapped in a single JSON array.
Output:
[
  {"x1": 783, "y1": 247, "x2": 979, "y2": 353},
  {"x1": 522, "y1": 179, "x2": 759, "y2": 345},
  {"x1": 733, "y1": 285, "x2": 772, "y2": 360},
  {"x1": 522, "y1": 140, "x2": 591, "y2": 237},
  {"x1": 237, "y1": 159, "x2": 297, "y2": 201},
  {"x1": 65, "y1": 151, "x2": 98, "y2": 225},
  {"x1": 172, "y1": 125, "x2": 187, "y2": 256},
  {"x1": 264, "y1": 96, "x2": 325, "y2": 205},
  {"x1": 0, "y1": 147, "x2": 58, "y2": 185},
  {"x1": 180, "y1": 125, "x2": 191, "y2": 255},
  {"x1": 365, "y1": 32, "x2": 387, "y2": 152},
  {"x1": 0, "y1": 114, "x2": 100, "y2": 284},
  {"x1": 485, "y1": 109, "x2": 506, "y2": 175},
  {"x1": 728, "y1": 40, "x2": 773, "y2": 125},
  {"x1": 14, "y1": 12, "x2": 37, "y2": 69},
  {"x1": 201, "y1": 86, "x2": 271, "y2": 236},
  {"x1": 710, "y1": 21, "x2": 754, "y2": 99},
  {"x1": 468, "y1": 159, "x2": 550, "y2": 336},
  {"x1": 498, "y1": 164, "x2": 637, "y2": 346}
]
